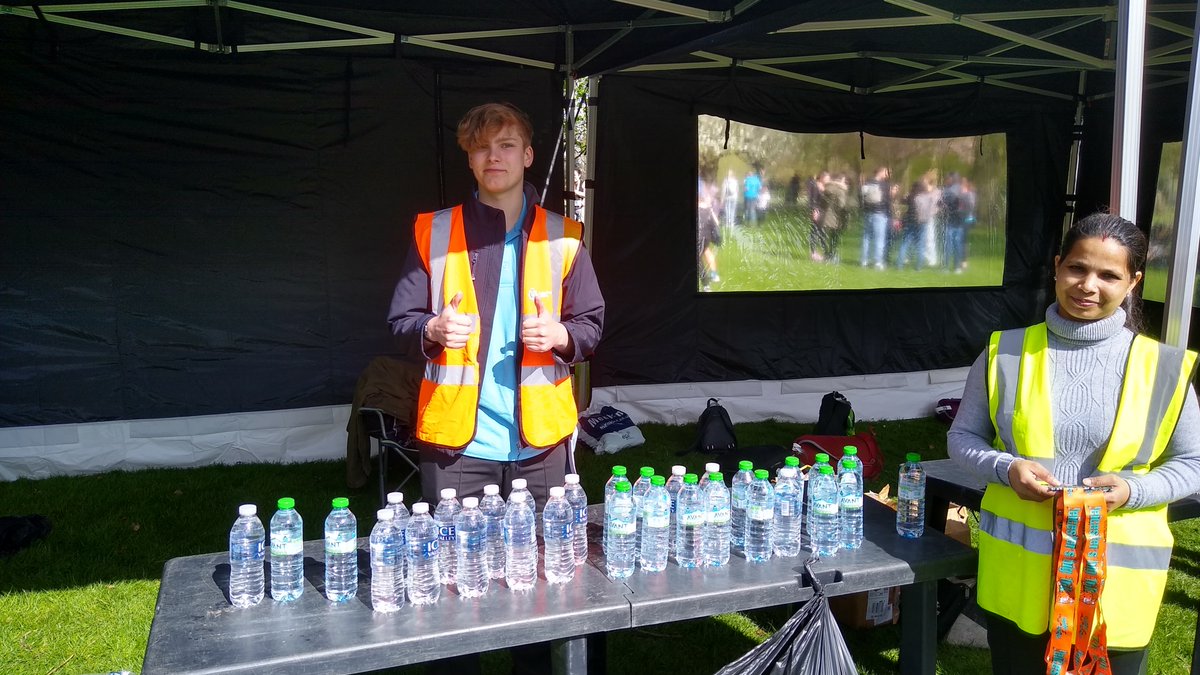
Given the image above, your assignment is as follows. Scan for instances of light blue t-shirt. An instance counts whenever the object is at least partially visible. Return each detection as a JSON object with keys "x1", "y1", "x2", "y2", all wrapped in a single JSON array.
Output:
[{"x1": 464, "y1": 198, "x2": 539, "y2": 461}]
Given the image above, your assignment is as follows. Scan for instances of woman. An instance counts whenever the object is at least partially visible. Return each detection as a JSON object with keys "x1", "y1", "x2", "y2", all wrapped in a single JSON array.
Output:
[{"x1": 948, "y1": 213, "x2": 1200, "y2": 675}]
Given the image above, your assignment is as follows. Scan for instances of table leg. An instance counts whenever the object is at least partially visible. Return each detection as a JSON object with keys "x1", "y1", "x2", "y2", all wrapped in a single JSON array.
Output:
[
  {"x1": 551, "y1": 635, "x2": 588, "y2": 675},
  {"x1": 899, "y1": 580, "x2": 936, "y2": 675}
]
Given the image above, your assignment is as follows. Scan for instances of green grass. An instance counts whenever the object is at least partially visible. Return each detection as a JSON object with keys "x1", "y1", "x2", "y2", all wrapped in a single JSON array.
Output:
[
  {"x1": 708, "y1": 208, "x2": 1003, "y2": 293},
  {"x1": 1, "y1": 418, "x2": 1197, "y2": 674}
]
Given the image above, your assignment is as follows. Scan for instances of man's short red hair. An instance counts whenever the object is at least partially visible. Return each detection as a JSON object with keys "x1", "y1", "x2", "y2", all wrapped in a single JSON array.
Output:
[{"x1": 456, "y1": 102, "x2": 533, "y2": 152}]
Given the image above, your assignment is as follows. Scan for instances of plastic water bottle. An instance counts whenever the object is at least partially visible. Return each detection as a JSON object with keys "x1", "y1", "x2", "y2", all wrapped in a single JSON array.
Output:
[
  {"x1": 603, "y1": 466, "x2": 631, "y2": 556},
  {"x1": 510, "y1": 478, "x2": 535, "y2": 512},
  {"x1": 896, "y1": 452, "x2": 926, "y2": 538},
  {"x1": 675, "y1": 474, "x2": 705, "y2": 568},
  {"x1": 806, "y1": 454, "x2": 832, "y2": 540},
  {"x1": 773, "y1": 467, "x2": 803, "y2": 558},
  {"x1": 840, "y1": 446, "x2": 864, "y2": 478},
  {"x1": 323, "y1": 497, "x2": 357, "y2": 602},
  {"x1": 385, "y1": 492, "x2": 409, "y2": 596},
  {"x1": 702, "y1": 472, "x2": 732, "y2": 567},
  {"x1": 229, "y1": 504, "x2": 265, "y2": 607},
  {"x1": 744, "y1": 469, "x2": 775, "y2": 563},
  {"x1": 839, "y1": 458, "x2": 864, "y2": 550},
  {"x1": 269, "y1": 498, "x2": 303, "y2": 603},
  {"x1": 503, "y1": 492, "x2": 538, "y2": 591},
  {"x1": 783, "y1": 455, "x2": 801, "y2": 472},
  {"x1": 730, "y1": 460, "x2": 755, "y2": 551},
  {"x1": 639, "y1": 475, "x2": 670, "y2": 572},
  {"x1": 605, "y1": 481, "x2": 637, "y2": 579},
  {"x1": 480, "y1": 484, "x2": 507, "y2": 579},
  {"x1": 370, "y1": 509, "x2": 403, "y2": 612},
  {"x1": 434, "y1": 488, "x2": 461, "y2": 586},
  {"x1": 632, "y1": 466, "x2": 654, "y2": 551},
  {"x1": 543, "y1": 486, "x2": 575, "y2": 584},
  {"x1": 405, "y1": 502, "x2": 441, "y2": 605},
  {"x1": 811, "y1": 465, "x2": 840, "y2": 557},
  {"x1": 455, "y1": 497, "x2": 489, "y2": 598},
  {"x1": 665, "y1": 465, "x2": 686, "y2": 557},
  {"x1": 563, "y1": 474, "x2": 589, "y2": 566},
  {"x1": 703, "y1": 462, "x2": 721, "y2": 484}
]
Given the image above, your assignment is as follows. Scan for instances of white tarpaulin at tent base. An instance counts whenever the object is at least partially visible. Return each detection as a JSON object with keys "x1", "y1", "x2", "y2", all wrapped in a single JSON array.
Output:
[{"x1": 0, "y1": 367, "x2": 968, "y2": 481}]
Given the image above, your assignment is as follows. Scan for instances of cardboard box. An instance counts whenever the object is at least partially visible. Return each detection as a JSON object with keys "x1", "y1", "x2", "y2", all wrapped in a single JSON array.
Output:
[{"x1": 830, "y1": 586, "x2": 900, "y2": 629}]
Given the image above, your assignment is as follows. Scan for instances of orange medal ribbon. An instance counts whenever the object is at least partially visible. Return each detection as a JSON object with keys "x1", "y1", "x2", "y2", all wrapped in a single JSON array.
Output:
[{"x1": 1046, "y1": 487, "x2": 1110, "y2": 675}]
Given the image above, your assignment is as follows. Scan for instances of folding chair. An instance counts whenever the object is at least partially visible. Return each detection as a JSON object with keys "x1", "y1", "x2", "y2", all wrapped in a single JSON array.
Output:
[{"x1": 358, "y1": 406, "x2": 420, "y2": 510}]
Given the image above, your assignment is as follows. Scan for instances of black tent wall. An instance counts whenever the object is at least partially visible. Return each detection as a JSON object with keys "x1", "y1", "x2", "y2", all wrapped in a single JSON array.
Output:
[
  {"x1": 588, "y1": 72, "x2": 1076, "y2": 388},
  {"x1": 0, "y1": 45, "x2": 565, "y2": 427}
]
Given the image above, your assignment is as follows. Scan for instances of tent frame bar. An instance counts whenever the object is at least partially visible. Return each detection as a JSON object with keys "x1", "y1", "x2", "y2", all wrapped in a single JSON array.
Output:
[{"x1": 1162, "y1": 4, "x2": 1200, "y2": 348}]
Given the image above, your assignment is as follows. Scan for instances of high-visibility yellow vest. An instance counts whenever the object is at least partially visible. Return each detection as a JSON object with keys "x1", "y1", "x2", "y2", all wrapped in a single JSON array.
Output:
[
  {"x1": 978, "y1": 322, "x2": 1197, "y2": 648},
  {"x1": 413, "y1": 204, "x2": 581, "y2": 450}
]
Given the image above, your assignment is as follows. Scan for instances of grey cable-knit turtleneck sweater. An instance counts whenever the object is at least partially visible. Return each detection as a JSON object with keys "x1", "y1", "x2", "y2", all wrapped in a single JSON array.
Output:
[{"x1": 948, "y1": 303, "x2": 1200, "y2": 510}]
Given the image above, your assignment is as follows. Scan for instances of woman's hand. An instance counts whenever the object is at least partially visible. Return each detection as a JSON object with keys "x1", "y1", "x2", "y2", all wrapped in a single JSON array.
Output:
[
  {"x1": 1008, "y1": 459, "x2": 1059, "y2": 502},
  {"x1": 1082, "y1": 474, "x2": 1131, "y2": 511}
]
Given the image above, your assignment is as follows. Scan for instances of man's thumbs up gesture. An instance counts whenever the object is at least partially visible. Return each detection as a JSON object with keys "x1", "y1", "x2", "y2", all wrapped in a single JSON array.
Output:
[
  {"x1": 424, "y1": 292, "x2": 474, "y2": 350},
  {"x1": 521, "y1": 294, "x2": 569, "y2": 354}
]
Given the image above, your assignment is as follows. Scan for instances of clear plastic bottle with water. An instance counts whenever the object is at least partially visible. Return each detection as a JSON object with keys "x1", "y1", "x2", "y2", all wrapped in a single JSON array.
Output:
[
  {"x1": 806, "y1": 453, "x2": 832, "y2": 539},
  {"x1": 781, "y1": 455, "x2": 800, "y2": 477},
  {"x1": 703, "y1": 462, "x2": 721, "y2": 484},
  {"x1": 632, "y1": 466, "x2": 654, "y2": 552},
  {"x1": 563, "y1": 474, "x2": 589, "y2": 566},
  {"x1": 543, "y1": 486, "x2": 576, "y2": 584},
  {"x1": 839, "y1": 458, "x2": 864, "y2": 550},
  {"x1": 639, "y1": 475, "x2": 670, "y2": 572},
  {"x1": 665, "y1": 465, "x2": 687, "y2": 557},
  {"x1": 896, "y1": 452, "x2": 926, "y2": 538},
  {"x1": 730, "y1": 460, "x2": 755, "y2": 551},
  {"x1": 773, "y1": 467, "x2": 803, "y2": 558},
  {"x1": 385, "y1": 492, "x2": 410, "y2": 598},
  {"x1": 434, "y1": 488, "x2": 461, "y2": 586},
  {"x1": 510, "y1": 478, "x2": 535, "y2": 513},
  {"x1": 810, "y1": 465, "x2": 841, "y2": 557},
  {"x1": 675, "y1": 474, "x2": 705, "y2": 568},
  {"x1": 370, "y1": 509, "x2": 403, "y2": 612},
  {"x1": 405, "y1": 502, "x2": 441, "y2": 605},
  {"x1": 702, "y1": 472, "x2": 731, "y2": 567},
  {"x1": 269, "y1": 497, "x2": 303, "y2": 603},
  {"x1": 603, "y1": 466, "x2": 631, "y2": 556},
  {"x1": 480, "y1": 484, "x2": 507, "y2": 579},
  {"x1": 504, "y1": 492, "x2": 538, "y2": 591},
  {"x1": 324, "y1": 497, "x2": 358, "y2": 602},
  {"x1": 605, "y1": 481, "x2": 637, "y2": 579},
  {"x1": 840, "y1": 446, "x2": 864, "y2": 478},
  {"x1": 744, "y1": 469, "x2": 775, "y2": 563},
  {"x1": 229, "y1": 504, "x2": 265, "y2": 607},
  {"x1": 455, "y1": 496, "x2": 490, "y2": 598}
]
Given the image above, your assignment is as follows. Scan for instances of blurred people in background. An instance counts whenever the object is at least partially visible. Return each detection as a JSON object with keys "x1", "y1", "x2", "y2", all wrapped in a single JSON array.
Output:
[
  {"x1": 895, "y1": 181, "x2": 927, "y2": 270},
  {"x1": 743, "y1": 169, "x2": 763, "y2": 226},
  {"x1": 859, "y1": 166, "x2": 892, "y2": 269},
  {"x1": 820, "y1": 173, "x2": 850, "y2": 263},
  {"x1": 942, "y1": 172, "x2": 968, "y2": 273},
  {"x1": 808, "y1": 170, "x2": 829, "y2": 261},
  {"x1": 698, "y1": 175, "x2": 722, "y2": 290},
  {"x1": 721, "y1": 169, "x2": 740, "y2": 228}
]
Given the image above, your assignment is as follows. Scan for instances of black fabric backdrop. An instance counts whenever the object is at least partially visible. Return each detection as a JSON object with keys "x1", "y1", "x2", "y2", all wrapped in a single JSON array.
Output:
[
  {"x1": 588, "y1": 72, "x2": 1077, "y2": 387},
  {"x1": 0, "y1": 44, "x2": 565, "y2": 427}
]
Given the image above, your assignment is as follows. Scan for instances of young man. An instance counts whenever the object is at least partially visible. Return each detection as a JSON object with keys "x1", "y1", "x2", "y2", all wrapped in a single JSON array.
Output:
[{"x1": 388, "y1": 102, "x2": 605, "y2": 510}]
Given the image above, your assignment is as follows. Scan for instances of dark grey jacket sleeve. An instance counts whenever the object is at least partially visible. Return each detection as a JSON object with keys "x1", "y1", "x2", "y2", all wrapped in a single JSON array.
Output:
[
  {"x1": 555, "y1": 242, "x2": 605, "y2": 366},
  {"x1": 387, "y1": 239, "x2": 441, "y2": 365}
]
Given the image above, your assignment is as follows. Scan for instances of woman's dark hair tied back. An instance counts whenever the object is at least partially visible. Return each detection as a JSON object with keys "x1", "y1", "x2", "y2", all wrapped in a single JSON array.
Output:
[{"x1": 1059, "y1": 212, "x2": 1148, "y2": 333}]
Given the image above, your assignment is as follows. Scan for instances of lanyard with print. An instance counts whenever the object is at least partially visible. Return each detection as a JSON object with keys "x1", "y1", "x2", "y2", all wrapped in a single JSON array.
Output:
[{"x1": 1046, "y1": 487, "x2": 1110, "y2": 675}]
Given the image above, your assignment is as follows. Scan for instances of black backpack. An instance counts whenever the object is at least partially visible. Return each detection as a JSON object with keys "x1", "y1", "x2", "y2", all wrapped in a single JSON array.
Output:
[
  {"x1": 693, "y1": 398, "x2": 737, "y2": 454},
  {"x1": 813, "y1": 391, "x2": 855, "y2": 436}
]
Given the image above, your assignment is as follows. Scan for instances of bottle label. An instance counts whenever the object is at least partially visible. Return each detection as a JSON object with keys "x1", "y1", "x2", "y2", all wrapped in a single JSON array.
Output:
[
  {"x1": 708, "y1": 508, "x2": 731, "y2": 524},
  {"x1": 232, "y1": 541, "x2": 265, "y2": 560},
  {"x1": 646, "y1": 514, "x2": 670, "y2": 528},
  {"x1": 371, "y1": 542, "x2": 398, "y2": 565},
  {"x1": 418, "y1": 539, "x2": 438, "y2": 559},
  {"x1": 670, "y1": 498, "x2": 678, "y2": 514},
  {"x1": 777, "y1": 502, "x2": 792, "y2": 518},
  {"x1": 609, "y1": 520, "x2": 636, "y2": 535},
  {"x1": 325, "y1": 535, "x2": 356, "y2": 554},
  {"x1": 840, "y1": 494, "x2": 863, "y2": 509},
  {"x1": 270, "y1": 532, "x2": 302, "y2": 556},
  {"x1": 573, "y1": 507, "x2": 588, "y2": 524},
  {"x1": 813, "y1": 501, "x2": 839, "y2": 516},
  {"x1": 438, "y1": 525, "x2": 456, "y2": 541},
  {"x1": 732, "y1": 495, "x2": 747, "y2": 509},
  {"x1": 748, "y1": 506, "x2": 774, "y2": 522},
  {"x1": 898, "y1": 483, "x2": 924, "y2": 501},
  {"x1": 680, "y1": 511, "x2": 707, "y2": 527},
  {"x1": 549, "y1": 524, "x2": 572, "y2": 540}
]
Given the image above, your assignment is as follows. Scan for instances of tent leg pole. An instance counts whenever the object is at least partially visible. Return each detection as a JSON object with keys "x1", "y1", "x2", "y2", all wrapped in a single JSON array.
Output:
[{"x1": 899, "y1": 580, "x2": 936, "y2": 675}]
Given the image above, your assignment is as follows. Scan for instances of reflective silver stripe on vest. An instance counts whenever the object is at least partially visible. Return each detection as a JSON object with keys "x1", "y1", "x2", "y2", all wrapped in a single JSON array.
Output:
[
  {"x1": 979, "y1": 510, "x2": 1054, "y2": 556},
  {"x1": 544, "y1": 210, "x2": 565, "y2": 320},
  {"x1": 1129, "y1": 341, "x2": 1187, "y2": 469},
  {"x1": 993, "y1": 328, "x2": 1025, "y2": 459},
  {"x1": 520, "y1": 363, "x2": 570, "y2": 387},
  {"x1": 425, "y1": 362, "x2": 478, "y2": 387},
  {"x1": 428, "y1": 208, "x2": 454, "y2": 314},
  {"x1": 1106, "y1": 541, "x2": 1173, "y2": 571}
]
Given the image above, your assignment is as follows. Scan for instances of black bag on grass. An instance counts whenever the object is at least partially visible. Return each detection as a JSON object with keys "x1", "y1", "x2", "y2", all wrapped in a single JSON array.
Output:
[
  {"x1": 693, "y1": 398, "x2": 737, "y2": 454},
  {"x1": 813, "y1": 391, "x2": 855, "y2": 436}
]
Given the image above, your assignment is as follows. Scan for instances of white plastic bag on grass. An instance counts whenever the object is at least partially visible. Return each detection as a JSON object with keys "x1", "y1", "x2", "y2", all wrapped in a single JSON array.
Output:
[{"x1": 578, "y1": 406, "x2": 645, "y2": 455}]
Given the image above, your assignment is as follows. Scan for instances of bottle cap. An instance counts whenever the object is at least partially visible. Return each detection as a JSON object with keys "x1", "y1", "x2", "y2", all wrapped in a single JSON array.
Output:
[
  {"x1": 815, "y1": 453, "x2": 830, "y2": 464},
  {"x1": 239, "y1": 504, "x2": 257, "y2": 517},
  {"x1": 843, "y1": 446, "x2": 858, "y2": 456},
  {"x1": 906, "y1": 452, "x2": 922, "y2": 463},
  {"x1": 738, "y1": 460, "x2": 753, "y2": 471},
  {"x1": 684, "y1": 473, "x2": 699, "y2": 484},
  {"x1": 377, "y1": 509, "x2": 394, "y2": 520},
  {"x1": 549, "y1": 486, "x2": 565, "y2": 498},
  {"x1": 512, "y1": 478, "x2": 528, "y2": 490},
  {"x1": 565, "y1": 473, "x2": 580, "y2": 484},
  {"x1": 784, "y1": 456, "x2": 800, "y2": 467},
  {"x1": 412, "y1": 502, "x2": 430, "y2": 514},
  {"x1": 612, "y1": 465, "x2": 627, "y2": 476},
  {"x1": 842, "y1": 458, "x2": 856, "y2": 469},
  {"x1": 331, "y1": 497, "x2": 349, "y2": 509},
  {"x1": 615, "y1": 481, "x2": 632, "y2": 493},
  {"x1": 386, "y1": 492, "x2": 403, "y2": 505},
  {"x1": 753, "y1": 469, "x2": 769, "y2": 480},
  {"x1": 511, "y1": 492, "x2": 528, "y2": 503},
  {"x1": 709, "y1": 472, "x2": 724, "y2": 482},
  {"x1": 440, "y1": 488, "x2": 457, "y2": 500},
  {"x1": 640, "y1": 466, "x2": 655, "y2": 478},
  {"x1": 463, "y1": 497, "x2": 479, "y2": 509},
  {"x1": 819, "y1": 465, "x2": 834, "y2": 475},
  {"x1": 780, "y1": 467, "x2": 797, "y2": 478},
  {"x1": 484, "y1": 484, "x2": 500, "y2": 495},
  {"x1": 651, "y1": 475, "x2": 666, "y2": 486},
  {"x1": 703, "y1": 463, "x2": 719, "y2": 474},
  {"x1": 277, "y1": 497, "x2": 295, "y2": 510},
  {"x1": 674, "y1": 465, "x2": 688, "y2": 475}
]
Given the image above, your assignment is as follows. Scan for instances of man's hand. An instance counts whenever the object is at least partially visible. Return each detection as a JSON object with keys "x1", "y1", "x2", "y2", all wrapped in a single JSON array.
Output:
[
  {"x1": 1008, "y1": 459, "x2": 1059, "y2": 502},
  {"x1": 425, "y1": 292, "x2": 474, "y2": 350},
  {"x1": 1082, "y1": 474, "x2": 1131, "y2": 511},
  {"x1": 521, "y1": 294, "x2": 568, "y2": 354}
]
